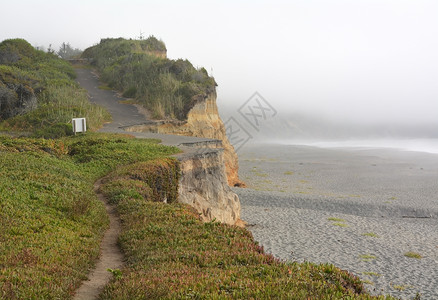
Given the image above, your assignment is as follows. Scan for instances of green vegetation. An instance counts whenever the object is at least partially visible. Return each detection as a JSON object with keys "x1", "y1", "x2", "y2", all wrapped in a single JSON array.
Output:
[
  {"x1": 360, "y1": 254, "x2": 377, "y2": 262},
  {"x1": 333, "y1": 223, "x2": 349, "y2": 227},
  {"x1": 81, "y1": 37, "x2": 216, "y2": 120},
  {"x1": 362, "y1": 232, "x2": 380, "y2": 238},
  {"x1": 392, "y1": 284, "x2": 411, "y2": 291},
  {"x1": 328, "y1": 217, "x2": 345, "y2": 222},
  {"x1": 0, "y1": 133, "x2": 179, "y2": 298},
  {"x1": 0, "y1": 38, "x2": 110, "y2": 136},
  {"x1": 0, "y1": 38, "x2": 396, "y2": 299},
  {"x1": 0, "y1": 132, "x2": 394, "y2": 299},
  {"x1": 404, "y1": 251, "x2": 422, "y2": 259},
  {"x1": 99, "y1": 176, "x2": 390, "y2": 299},
  {"x1": 328, "y1": 217, "x2": 349, "y2": 227}
]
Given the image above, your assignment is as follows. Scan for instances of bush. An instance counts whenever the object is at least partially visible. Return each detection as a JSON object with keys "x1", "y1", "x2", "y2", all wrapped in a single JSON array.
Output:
[
  {"x1": 82, "y1": 38, "x2": 216, "y2": 120},
  {"x1": 122, "y1": 86, "x2": 137, "y2": 98},
  {"x1": 32, "y1": 123, "x2": 73, "y2": 138},
  {"x1": 0, "y1": 38, "x2": 110, "y2": 135},
  {"x1": 102, "y1": 158, "x2": 180, "y2": 203}
]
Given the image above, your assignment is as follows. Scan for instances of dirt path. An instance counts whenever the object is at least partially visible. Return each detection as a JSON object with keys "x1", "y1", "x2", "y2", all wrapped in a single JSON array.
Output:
[
  {"x1": 73, "y1": 180, "x2": 124, "y2": 300},
  {"x1": 73, "y1": 68, "x2": 214, "y2": 299},
  {"x1": 75, "y1": 68, "x2": 149, "y2": 131}
]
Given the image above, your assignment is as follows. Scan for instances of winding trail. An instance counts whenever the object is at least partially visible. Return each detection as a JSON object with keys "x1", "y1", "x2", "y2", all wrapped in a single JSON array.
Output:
[
  {"x1": 73, "y1": 180, "x2": 123, "y2": 300},
  {"x1": 73, "y1": 67, "x2": 216, "y2": 299}
]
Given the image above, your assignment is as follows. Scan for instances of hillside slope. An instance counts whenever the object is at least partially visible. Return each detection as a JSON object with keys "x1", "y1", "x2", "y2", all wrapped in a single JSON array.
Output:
[
  {"x1": 0, "y1": 39, "x2": 109, "y2": 135},
  {"x1": 83, "y1": 37, "x2": 244, "y2": 186}
]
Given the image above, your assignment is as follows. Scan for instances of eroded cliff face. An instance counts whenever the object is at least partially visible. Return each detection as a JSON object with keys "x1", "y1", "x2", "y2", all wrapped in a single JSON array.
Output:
[
  {"x1": 127, "y1": 91, "x2": 245, "y2": 187},
  {"x1": 177, "y1": 148, "x2": 241, "y2": 226},
  {"x1": 124, "y1": 91, "x2": 245, "y2": 225}
]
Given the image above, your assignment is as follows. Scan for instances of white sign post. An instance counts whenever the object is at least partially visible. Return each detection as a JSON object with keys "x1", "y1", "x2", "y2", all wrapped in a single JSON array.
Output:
[{"x1": 72, "y1": 118, "x2": 86, "y2": 135}]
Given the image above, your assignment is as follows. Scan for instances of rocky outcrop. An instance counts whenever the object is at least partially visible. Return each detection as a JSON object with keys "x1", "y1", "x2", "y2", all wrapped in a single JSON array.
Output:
[
  {"x1": 177, "y1": 147, "x2": 241, "y2": 225},
  {"x1": 126, "y1": 91, "x2": 245, "y2": 187}
]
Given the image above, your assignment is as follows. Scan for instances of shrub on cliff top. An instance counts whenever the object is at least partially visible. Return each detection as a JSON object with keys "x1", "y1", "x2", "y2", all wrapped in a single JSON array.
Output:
[
  {"x1": 102, "y1": 158, "x2": 180, "y2": 204},
  {"x1": 0, "y1": 38, "x2": 36, "y2": 65},
  {"x1": 82, "y1": 37, "x2": 216, "y2": 120}
]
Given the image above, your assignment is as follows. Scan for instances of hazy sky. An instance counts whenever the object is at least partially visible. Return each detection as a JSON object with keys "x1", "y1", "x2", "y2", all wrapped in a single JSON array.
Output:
[{"x1": 2, "y1": 0, "x2": 438, "y2": 127}]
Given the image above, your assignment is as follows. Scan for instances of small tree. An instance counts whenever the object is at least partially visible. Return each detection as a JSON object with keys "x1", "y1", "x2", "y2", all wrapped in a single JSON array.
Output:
[{"x1": 57, "y1": 42, "x2": 82, "y2": 59}]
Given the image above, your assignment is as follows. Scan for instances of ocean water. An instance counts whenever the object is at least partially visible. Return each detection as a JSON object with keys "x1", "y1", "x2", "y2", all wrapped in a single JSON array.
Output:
[{"x1": 279, "y1": 138, "x2": 438, "y2": 154}]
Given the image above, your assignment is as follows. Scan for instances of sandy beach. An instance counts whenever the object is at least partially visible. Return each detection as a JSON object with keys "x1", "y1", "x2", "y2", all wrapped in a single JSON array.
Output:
[{"x1": 234, "y1": 142, "x2": 438, "y2": 299}]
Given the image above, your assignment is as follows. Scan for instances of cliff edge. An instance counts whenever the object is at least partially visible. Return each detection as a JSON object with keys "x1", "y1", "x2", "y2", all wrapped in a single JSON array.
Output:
[
  {"x1": 177, "y1": 147, "x2": 241, "y2": 225},
  {"x1": 75, "y1": 67, "x2": 243, "y2": 225},
  {"x1": 126, "y1": 91, "x2": 244, "y2": 187},
  {"x1": 82, "y1": 37, "x2": 244, "y2": 187}
]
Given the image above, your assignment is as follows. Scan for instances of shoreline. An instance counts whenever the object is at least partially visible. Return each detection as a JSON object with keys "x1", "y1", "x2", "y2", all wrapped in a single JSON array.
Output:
[{"x1": 235, "y1": 143, "x2": 438, "y2": 299}]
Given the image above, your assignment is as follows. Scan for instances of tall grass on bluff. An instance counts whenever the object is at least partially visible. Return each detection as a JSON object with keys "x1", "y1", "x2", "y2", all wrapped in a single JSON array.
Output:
[
  {"x1": 0, "y1": 133, "x2": 179, "y2": 299},
  {"x1": 82, "y1": 37, "x2": 216, "y2": 120},
  {"x1": 0, "y1": 39, "x2": 110, "y2": 137},
  {"x1": 2, "y1": 85, "x2": 110, "y2": 137}
]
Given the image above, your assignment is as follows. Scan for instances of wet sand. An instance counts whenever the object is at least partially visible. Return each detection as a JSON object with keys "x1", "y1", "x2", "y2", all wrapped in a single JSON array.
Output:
[{"x1": 234, "y1": 143, "x2": 438, "y2": 299}]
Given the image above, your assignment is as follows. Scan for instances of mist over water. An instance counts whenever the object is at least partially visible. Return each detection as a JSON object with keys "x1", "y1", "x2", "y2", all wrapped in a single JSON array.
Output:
[
  {"x1": 278, "y1": 138, "x2": 438, "y2": 154},
  {"x1": 219, "y1": 103, "x2": 438, "y2": 155},
  {"x1": 257, "y1": 111, "x2": 438, "y2": 154}
]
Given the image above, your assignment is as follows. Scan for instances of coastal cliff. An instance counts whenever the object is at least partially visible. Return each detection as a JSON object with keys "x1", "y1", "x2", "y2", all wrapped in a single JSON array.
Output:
[
  {"x1": 81, "y1": 37, "x2": 244, "y2": 224},
  {"x1": 177, "y1": 148, "x2": 241, "y2": 225},
  {"x1": 126, "y1": 91, "x2": 244, "y2": 187}
]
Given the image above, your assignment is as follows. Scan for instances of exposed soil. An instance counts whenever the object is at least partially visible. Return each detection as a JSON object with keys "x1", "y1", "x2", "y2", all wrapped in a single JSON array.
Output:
[{"x1": 73, "y1": 180, "x2": 124, "y2": 300}]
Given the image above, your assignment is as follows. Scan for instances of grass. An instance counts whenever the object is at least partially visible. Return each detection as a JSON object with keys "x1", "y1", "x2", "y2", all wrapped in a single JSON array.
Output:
[
  {"x1": 0, "y1": 133, "x2": 179, "y2": 299},
  {"x1": 328, "y1": 217, "x2": 348, "y2": 227},
  {"x1": 81, "y1": 37, "x2": 216, "y2": 120},
  {"x1": 98, "y1": 175, "x2": 392, "y2": 299},
  {"x1": 0, "y1": 39, "x2": 111, "y2": 137},
  {"x1": 362, "y1": 232, "x2": 380, "y2": 238},
  {"x1": 328, "y1": 217, "x2": 345, "y2": 222},
  {"x1": 359, "y1": 254, "x2": 377, "y2": 262},
  {"x1": 251, "y1": 170, "x2": 269, "y2": 177},
  {"x1": 118, "y1": 99, "x2": 137, "y2": 104},
  {"x1": 333, "y1": 223, "x2": 349, "y2": 227},
  {"x1": 98, "y1": 84, "x2": 113, "y2": 90},
  {"x1": 404, "y1": 251, "x2": 422, "y2": 259},
  {"x1": 0, "y1": 133, "x2": 397, "y2": 299},
  {"x1": 284, "y1": 171, "x2": 294, "y2": 175},
  {"x1": 392, "y1": 284, "x2": 412, "y2": 291},
  {"x1": 2, "y1": 85, "x2": 111, "y2": 136}
]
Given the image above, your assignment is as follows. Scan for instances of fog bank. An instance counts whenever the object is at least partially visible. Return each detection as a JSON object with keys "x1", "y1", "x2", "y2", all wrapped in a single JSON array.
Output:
[{"x1": 2, "y1": 0, "x2": 437, "y2": 132}]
